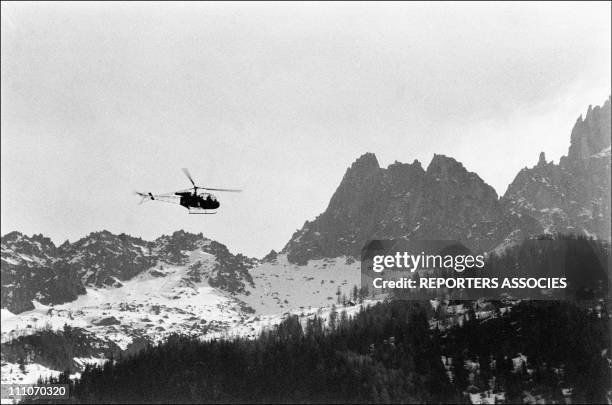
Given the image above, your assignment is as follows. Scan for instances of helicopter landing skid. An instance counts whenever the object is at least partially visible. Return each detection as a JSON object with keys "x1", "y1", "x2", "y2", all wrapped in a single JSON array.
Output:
[{"x1": 188, "y1": 207, "x2": 217, "y2": 215}]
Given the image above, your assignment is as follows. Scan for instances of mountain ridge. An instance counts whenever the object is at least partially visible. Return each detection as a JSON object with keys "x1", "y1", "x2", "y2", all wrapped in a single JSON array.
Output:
[
  {"x1": 282, "y1": 96, "x2": 611, "y2": 264},
  {"x1": 502, "y1": 96, "x2": 611, "y2": 240},
  {"x1": 1, "y1": 230, "x2": 257, "y2": 314}
]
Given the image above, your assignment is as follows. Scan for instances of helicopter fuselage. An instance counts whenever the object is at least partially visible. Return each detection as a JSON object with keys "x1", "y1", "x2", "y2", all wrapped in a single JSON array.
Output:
[
  {"x1": 175, "y1": 191, "x2": 220, "y2": 210},
  {"x1": 137, "y1": 169, "x2": 239, "y2": 214}
]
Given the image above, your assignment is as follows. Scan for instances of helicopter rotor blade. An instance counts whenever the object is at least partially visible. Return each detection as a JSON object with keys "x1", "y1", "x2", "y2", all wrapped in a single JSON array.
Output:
[
  {"x1": 201, "y1": 187, "x2": 242, "y2": 193},
  {"x1": 181, "y1": 168, "x2": 197, "y2": 188},
  {"x1": 180, "y1": 169, "x2": 242, "y2": 193}
]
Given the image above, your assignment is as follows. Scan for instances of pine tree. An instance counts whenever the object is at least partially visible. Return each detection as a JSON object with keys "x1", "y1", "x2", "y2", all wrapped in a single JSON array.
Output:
[
  {"x1": 329, "y1": 304, "x2": 338, "y2": 331},
  {"x1": 18, "y1": 357, "x2": 26, "y2": 374}
]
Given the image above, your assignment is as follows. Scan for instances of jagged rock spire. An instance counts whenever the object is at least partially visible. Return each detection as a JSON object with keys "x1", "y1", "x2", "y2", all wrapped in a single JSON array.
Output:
[{"x1": 538, "y1": 152, "x2": 546, "y2": 166}]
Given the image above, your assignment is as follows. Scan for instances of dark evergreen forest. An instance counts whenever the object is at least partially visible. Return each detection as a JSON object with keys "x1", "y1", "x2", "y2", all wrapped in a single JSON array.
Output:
[
  {"x1": 28, "y1": 299, "x2": 609, "y2": 404},
  {"x1": 25, "y1": 235, "x2": 611, "y2": 404}
]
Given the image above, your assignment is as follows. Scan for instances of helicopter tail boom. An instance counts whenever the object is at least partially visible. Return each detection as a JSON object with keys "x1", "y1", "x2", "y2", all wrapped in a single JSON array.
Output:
[{"x1": 135, "y1": 191, "x2": 156, "y2": 204}]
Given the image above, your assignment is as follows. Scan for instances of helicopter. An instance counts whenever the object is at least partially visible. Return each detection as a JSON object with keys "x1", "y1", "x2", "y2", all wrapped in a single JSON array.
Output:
[{"x1": 136, "y1": 168, "x2": 242, "y2": 214}]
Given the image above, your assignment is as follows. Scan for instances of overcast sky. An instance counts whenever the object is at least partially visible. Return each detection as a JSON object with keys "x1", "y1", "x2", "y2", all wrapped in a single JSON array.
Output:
[{"x1": 1, "y1": 2, "x2": 610, "y2": 257}]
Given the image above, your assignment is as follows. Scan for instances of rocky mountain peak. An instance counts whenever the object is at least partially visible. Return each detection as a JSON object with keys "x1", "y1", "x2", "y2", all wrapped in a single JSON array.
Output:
[
  {"x1": 282, "y1": 98, "x2": 610, "y2": 266},
  {"x1": 282, "y1": 151, "x2": 525, "y2": 264},
  {"x1": 426, "y1": 154, "x2": 464, "y2": 174},
  {"x1": 1, "y1": 232, "x2": 84, "y2": 313},
  {"x1": 67, "y1": 230, "x2": 149, "y2": 250},
  {"x1": 1, "y1": 231, "x2": 55, "y2": 248},
  {"x1": 1, "y1": 232, "x2": 58, "y2": 265},
  {"x1": 154, "y1": 230, "x2": 211, "y2": 265},
  {"x1": 566, "y1": 95, "x2": 611, "y2": 162},
  {"x1": 1, "y1": 231, "x2": 25, "y2": 244},
  {"x1": 324, "y1": 153, "x2": 384, "y2": 216},
  {"x1": 351, "y1": 152, "x2": 380, "y2": 171},
  {"x1": 502, "y1": 96, "x2": 611, "y2": 240},
  {"x1": 538, "y1": 152, "x2": 547, "y2": 166},
  {"x1": 426, "y1": 154, "x2": 499, "y2": 202},
  {"x1": 2, "y1": 229, "x2": 257, "y2": 313},
  {"x1": 155, "y1": 230, "x2": 209, "y2": 246}
]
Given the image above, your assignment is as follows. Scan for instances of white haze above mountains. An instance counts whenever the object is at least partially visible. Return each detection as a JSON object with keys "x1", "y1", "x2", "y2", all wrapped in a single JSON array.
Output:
[{"x1": 1, "y1": 2, "x2": 611, "y2": 257}]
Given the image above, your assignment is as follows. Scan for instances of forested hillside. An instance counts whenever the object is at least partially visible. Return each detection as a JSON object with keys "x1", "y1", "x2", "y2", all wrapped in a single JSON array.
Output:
[
  {"x1": 36, "y1": 301, "x2": 455, "y2": 403},
  {"x1": 32, "y1": 297, "x2": 610, "y2": 404}
]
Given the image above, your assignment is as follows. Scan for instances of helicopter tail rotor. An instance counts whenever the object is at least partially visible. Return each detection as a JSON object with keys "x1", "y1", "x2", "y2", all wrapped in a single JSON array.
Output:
[{"x1": 135, "y1": 191, "x2": 155, "y2": 204}]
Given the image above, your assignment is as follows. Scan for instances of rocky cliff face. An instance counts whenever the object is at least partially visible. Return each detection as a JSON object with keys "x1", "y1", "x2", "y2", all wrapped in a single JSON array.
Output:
[
  {"x1": 1, "y1": 232, "x2": 85, "y2": 313},
  {"x1": 282, "y1": 153, "x2": 540, "y2": 265},
  {"x1": 1, "y1": 230, "x2": 256, "y2": 314},
  {"x1": 283, "y1": 98, "x2": 610, "y2": 265},
  {"x1": 502, "y1": 96, "x2": 611, "y2": 240},
  {"x1": 61, "y1": 231, "x2": 157, "y2": 288}
]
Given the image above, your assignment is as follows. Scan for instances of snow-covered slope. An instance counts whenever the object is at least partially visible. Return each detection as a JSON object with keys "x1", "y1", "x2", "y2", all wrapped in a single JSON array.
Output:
[
  {"x1": 241, "y1": 254, "x2": 361, "y2": 314},
  {"x1": 2, "y1": 257, "x2": 242, "y2": 349},
  {"x1": 1, "y1": 244, "x2": 364, "y2": 386},
  {"x1": 2, "y1": 253, "x2": 362, "y2": 345}
]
